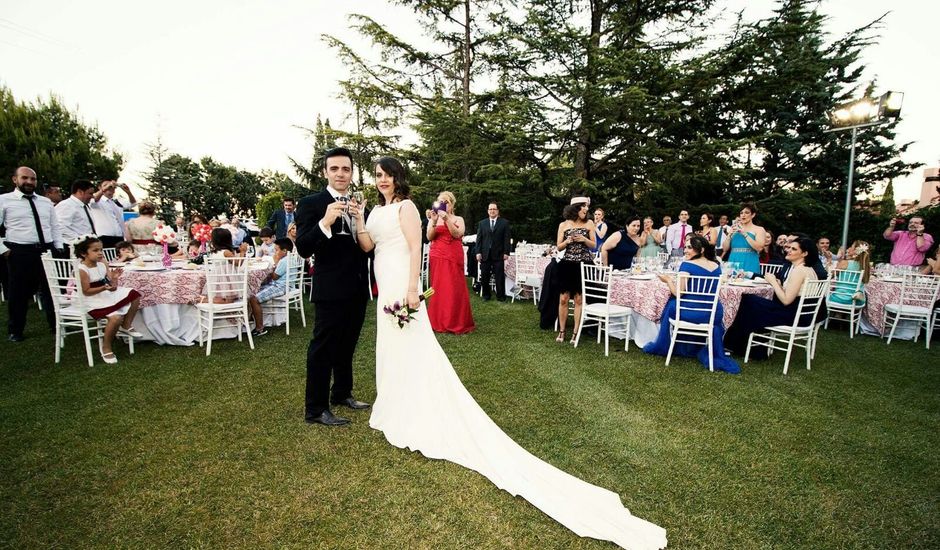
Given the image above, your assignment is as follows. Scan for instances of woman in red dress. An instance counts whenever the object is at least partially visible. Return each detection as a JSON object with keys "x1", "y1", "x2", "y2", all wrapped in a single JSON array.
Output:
[{"x1": 425, "y1": 191, "x2": 475, "y2": 334}]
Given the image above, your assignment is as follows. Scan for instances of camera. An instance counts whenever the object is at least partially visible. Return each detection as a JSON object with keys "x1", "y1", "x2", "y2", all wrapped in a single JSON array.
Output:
[{"x1": 432, "y1": 200, "x2": 448, "y2": 212}]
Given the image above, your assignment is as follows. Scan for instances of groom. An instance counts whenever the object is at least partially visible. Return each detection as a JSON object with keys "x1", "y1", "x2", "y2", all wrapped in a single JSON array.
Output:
[{"x1": 296, "y1": 147, "x2": 371, "y2": 426}]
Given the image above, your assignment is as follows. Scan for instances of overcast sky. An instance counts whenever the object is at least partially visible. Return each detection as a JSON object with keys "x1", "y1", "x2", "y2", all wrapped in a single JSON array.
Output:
[{"x1": 1, "y1": 0, "x2": 937, "y2": 202}]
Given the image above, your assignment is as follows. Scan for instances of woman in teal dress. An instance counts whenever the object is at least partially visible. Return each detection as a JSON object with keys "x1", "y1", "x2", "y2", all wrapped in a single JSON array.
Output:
[
  {"x1": 829, "y1": 240, "x2": 871, "y2": 305},
  {"x1": 643, "y1": 235, "x2": 739, "y2": 373},
  {"x1": 638, "y1": 216, "x2": 662, "y2": 258},
  {"x1": 722, "y1": 202, "x2": 765, "y2": 276}
]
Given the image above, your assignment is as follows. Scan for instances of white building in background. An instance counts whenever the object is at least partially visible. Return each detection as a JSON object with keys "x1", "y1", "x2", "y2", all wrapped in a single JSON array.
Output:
[{"x1": 918, "y1": 167, "x2": 940, "y2": 208}]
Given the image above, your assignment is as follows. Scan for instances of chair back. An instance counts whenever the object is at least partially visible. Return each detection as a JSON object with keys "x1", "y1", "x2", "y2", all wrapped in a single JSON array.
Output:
[
  {"x1": 827, "y1": 269, "x2": 863, "y2": 302},
  {"x1": 898, "y1": 273, "x2": 940, "y2": 310},
  {"x1": 580, "y1": 263, "x2": 614, "y2": 305},
  {"x1": 421, "y1": 243, "x2": 430, "y2": 284},
  {"x1": 674, "y1": 273, "x2": 722, "y2": 326},
  {"x1": 789, "y1": 279, "x2": 829, "y2": 330},
  {"x1": 204, "y1": 255, "x2": 250, "y2": 303},
  {"x1": 283, "y1": 253, "x2": 305, "y2": 292},
  {"x1": 40, "y1": 253, "x2": 84, "y2": 312},
  {"x1": 760, "y1": 263, "x2": 782, "y2": 276},
  {"x1": 102, "y1": 248, "x2": 118, "y2": 262}
]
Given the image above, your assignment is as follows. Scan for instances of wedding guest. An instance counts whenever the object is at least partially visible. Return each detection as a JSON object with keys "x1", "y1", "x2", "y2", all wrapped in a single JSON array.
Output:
[
  {"x1": 921, "y1": 247, "x2": 940, "y2": 275},
  {"x1": 817, "y1": 236, "x2": 838, "y2": 271},
  {"x1": 722, "y1": 202, "x2": 765, "y2": 276},
  {"x1": 186, "y1": 240, "x2": 203, "y2": 260},
  {"x1": 475, "y1": 202, "x2": 511, "y2": 302},
  {"x1": 198, "y1": 228, "x2": 248, "y2": 304},
  {"x1": 224, "y1": 215, "x2": 247, "y2": 247},
  {"x1": 759, "y1": 231, "x2": 774, "y2": 264},
  {"x1": 665, "y1": 210, "x2": 692, "y2": 257},
  {"x1": 256, "y1": 227, "x2": 276, "y2": 258},
  {"x1": 287, "y1": 222, "x2": 298, "y2": 244},
  {"x1": 1, "y1": 166, "x2": 62, "y2": 341},
  {"x1": 126, "y1": 202, "x2": 162, "y2": 248},
  {"x1": 55, "y1": 179, "x2": 98, "y2": 243},
  {"x1": 426, "y1": 191, "x2": 475, "y2": 334},
  {"x1": 724, "y1": 236, "x2": 819, "y2": 359},
  {"x1": 592, "y1": 208, "x2": 609, "y2": 253},
  {"x1": 267, "y1": 197, "x2": 296, "y2": 239},
  {"x1": 643, "y1": 235, "x2": 738, "y2": 373},
  {"x1": 73, "y1": 235, "x2": 142, "y2": 364},
  {"x1": 783, "y1": 233, "x2": 828, "y2": 280},
  {"x1": 830, "y1": 240, "x2": 871, "y2": 307},
  {"x1": 698, "y1": 212, "x2": 718, "y2": 245},
  {"x1": 601, "y1": 217, "x2": 642, "y2": 270},
  {"x1": 715, "y1": 214, "x2": 731, "y2": 250},
  {"x1": 91, "y1": 180, "x2": 137, "y2": 248},
  {"x1": 42, "y1": 184, "x2": 63, "y2": 205},
  {"x1": 659, "y1": 215, "x2": 672, "y2": 248},
  {"x1": 247, "y1": 238, "x2": 297, "y2": 337},
  {"x1": 638, "y1": 216, "x2": 662, "y2": 257},
  {"x1": 883, "y1": 216, "x2": 933, "y2": 266},
  {"x1": 114, "y1": 241, "x2": 138, "y2": 262},
  {"x1": 555, "y1": 198, "x2": 595, "y2": 343},
  {"x1": 174, "y1": 215, "x2": 187, "y2": 236}
]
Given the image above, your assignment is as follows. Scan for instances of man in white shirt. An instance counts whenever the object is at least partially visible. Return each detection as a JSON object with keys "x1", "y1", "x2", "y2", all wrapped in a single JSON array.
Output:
[
  {"x1": 1, "y1": 167, "x2": 63, "y2": 341},
  {"x1": 715, "y1": 214, "x2": 731, "y2": 256},
  {"x1": 664, "y1": 210, "x2": 692, "y2": 256},
  {"x1": 658, "y1": 215, "x2": 671, "y2": 251},
  {"x1": 91, "y1": 180, "x2": 137, "y2": 248},
  {"x1": 55, "y1": 180, "x2": 98, "y2": 243}
]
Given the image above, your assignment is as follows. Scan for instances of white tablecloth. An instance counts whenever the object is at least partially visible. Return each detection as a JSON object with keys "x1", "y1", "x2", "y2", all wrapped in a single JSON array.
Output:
[{"x1": 129, "y1": 304, "x2": 288, "y2": 346}]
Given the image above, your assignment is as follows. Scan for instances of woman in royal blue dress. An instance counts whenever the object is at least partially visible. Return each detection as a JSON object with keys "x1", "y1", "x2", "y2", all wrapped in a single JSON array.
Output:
[
  {"x1": 643, "y1": 235, "x2": 739, "y2": 373},
  {"x1": 721, "y1": 202, "x2": 766, "y2": 276},
  {"x1": 723, "y1": 236, "x2": 820, "y2": 360}
]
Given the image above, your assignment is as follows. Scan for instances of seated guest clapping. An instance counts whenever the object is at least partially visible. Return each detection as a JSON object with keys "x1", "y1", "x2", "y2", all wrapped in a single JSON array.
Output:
[
  {"x1": 247, "y1": 238, "x2": 297, "y2": 337},
  {"x1": 724, "y1": 236, "x2": 819, "y2": 359},
  {"x1": 601, "y1": 217, "x2": 642, "y2": 270},
  {"x1": 643, "y1": 235, "x2": 739, "y2": 373}
]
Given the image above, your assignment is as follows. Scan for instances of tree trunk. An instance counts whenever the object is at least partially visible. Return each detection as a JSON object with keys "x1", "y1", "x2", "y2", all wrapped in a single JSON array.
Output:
[{"x1": 575, "y1": 0, "x2": 603, "y2": 181}]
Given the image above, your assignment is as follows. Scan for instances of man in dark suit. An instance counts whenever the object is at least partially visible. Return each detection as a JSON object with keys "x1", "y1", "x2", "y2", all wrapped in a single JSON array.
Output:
[
  {"x1": 475, "y1": 201, "x2": 511, "y2": 301},
  {"x1": 295, "y1": 148, "x2": 370, "y2": 426},
  {"x1": 267, "y1": 197, "x2": 296, "y2": 239}
]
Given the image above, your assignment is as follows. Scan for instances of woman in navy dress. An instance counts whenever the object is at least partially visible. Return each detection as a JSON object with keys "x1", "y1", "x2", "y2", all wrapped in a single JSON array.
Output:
[
  {"x1": 601, "y1": 217, "x2": 642, "y2": 270},
  {"x1": 643, "y1": 235, "x2": 739, "y2": 373},
  {"x1": 723, "y1": 236, "x2": 820, "y2": 360}
]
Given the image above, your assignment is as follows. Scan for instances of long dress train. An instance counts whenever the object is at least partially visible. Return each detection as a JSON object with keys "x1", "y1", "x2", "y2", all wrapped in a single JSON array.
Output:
[{"x1": 367, "y1": 201, "x2": 667, "y2": 550}]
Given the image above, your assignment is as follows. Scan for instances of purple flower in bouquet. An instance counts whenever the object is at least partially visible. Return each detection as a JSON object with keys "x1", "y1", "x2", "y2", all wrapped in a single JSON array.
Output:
[{"x1": 383, "y1": 288, "x2": 435, "y2": 328}]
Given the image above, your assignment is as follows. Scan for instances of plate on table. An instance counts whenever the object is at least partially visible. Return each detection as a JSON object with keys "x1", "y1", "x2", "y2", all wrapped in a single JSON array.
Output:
[
  {"x1": 627, "y1": 273, "x2": 656, "y2": 280},
  {"x1": 728, "y1": 279, "x2": 756, "y2": 287},
  {"x1": 109, "y1": 261, "x2": 126, "y2": 267},
  {"x1": 879, "y1": 276, "x2": 904, "y2": 283},
  {"x1": 752, "y1": 277, "x2": 771, "y2": 285},
  {"x1": 124, "y1": 264, "x2": 166, "y2": 272}
]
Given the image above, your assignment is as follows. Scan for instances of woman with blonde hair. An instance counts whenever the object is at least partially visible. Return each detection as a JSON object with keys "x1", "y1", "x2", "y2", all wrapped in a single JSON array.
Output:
[{"x1": 425, "y1": 191, "x2": 475, "y2": 333}]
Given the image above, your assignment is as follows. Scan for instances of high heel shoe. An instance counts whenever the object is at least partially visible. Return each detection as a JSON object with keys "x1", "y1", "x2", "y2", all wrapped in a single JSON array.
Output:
[
  {"x1": 101, "y1": 352, "x2": 118, "y2": 364},
  {"x1": 555, "y1": 331, "x2": 565, "y2": 343}
]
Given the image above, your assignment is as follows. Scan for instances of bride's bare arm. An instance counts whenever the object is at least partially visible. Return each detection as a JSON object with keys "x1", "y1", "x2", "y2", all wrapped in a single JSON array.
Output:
[{"x1": 399, "y1": 200, "x2": 423, "y2": 308}]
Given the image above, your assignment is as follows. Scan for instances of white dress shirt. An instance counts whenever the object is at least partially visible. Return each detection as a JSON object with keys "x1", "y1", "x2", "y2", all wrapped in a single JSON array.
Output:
[
  {"x1": 55, "y1": 195, "x2": 98, "y2": 242},
  {"x1": 0, "y1": 188, "x2": 64, "y2": 254},
  {"x1": 92, "y1": 196, "x2": 134, "y2": 238},
  {"x1": 664, "y1": 222, "x2": 692, "y2": 253}
]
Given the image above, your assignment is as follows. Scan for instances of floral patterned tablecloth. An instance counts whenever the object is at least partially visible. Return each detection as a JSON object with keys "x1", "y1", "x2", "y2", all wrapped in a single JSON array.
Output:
[
  {"x1": 117, "y1": 266, "x2": 271, "y2": 308},
  {"x1": 506, "y1": 257, "x2": 773, "y2": 328},
  {"x1": 861, "y1": 278, "x2": 903, "y2": 335}
]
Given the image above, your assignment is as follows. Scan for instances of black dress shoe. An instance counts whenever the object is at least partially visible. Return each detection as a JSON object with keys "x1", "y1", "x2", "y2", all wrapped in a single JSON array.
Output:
[
  {"x1": 8, "y1": 334, "x2": 25, "y2": 342},
  {"x1": 305, "y1": 411, "x2": 350, "y2": 426},
  {"x1": 332, "y1": 397, "x2": 371, "y2": 410}
]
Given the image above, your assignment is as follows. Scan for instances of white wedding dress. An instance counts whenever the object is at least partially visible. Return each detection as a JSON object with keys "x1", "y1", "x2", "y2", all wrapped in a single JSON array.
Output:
[{"x1": 367, "y1": 201, "x2": 667, "y2": 550}]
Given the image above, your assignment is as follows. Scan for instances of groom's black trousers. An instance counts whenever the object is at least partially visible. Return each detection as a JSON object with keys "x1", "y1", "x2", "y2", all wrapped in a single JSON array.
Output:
[{"x1": 305, "y1": 295, "x2": 368, "y2": 418}]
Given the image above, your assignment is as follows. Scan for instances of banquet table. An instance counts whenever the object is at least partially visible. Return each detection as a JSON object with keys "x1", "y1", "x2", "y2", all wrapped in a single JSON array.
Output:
[
  {"x1": 858, "y1": 277, "x2": 920, "y2": 340},
  {"x1": 506, "y1": 256, "x2": 774, "y2": 346},
  {"x1": 116, "y1": 262, "x2": 279, "y2": 345}
]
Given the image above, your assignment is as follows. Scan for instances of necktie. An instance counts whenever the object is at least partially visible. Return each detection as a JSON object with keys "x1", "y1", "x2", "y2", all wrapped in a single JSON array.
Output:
[
  {"x1": 716, "y1": 226, "x2": 724, "y2": 247},
  {"x1": 490, "y1": 219, "x2": 495, "y2": 232},
  {"x1": 83, "y1": 203, "x2": 97, "y2": 234},
  {"x1": 25, "y1": 195, "x2": 47, "y2": 247},
  {"x1": 679, "y1": 224, "x2": 687, "y2": 247},
  {"x1": 286, "y1": 212, "x2": 293, "y2": 227}
]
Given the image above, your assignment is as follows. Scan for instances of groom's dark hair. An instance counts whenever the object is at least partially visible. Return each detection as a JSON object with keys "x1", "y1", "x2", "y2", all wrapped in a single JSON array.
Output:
[{"x1": 322, "y1": 147, "x2": 354, "y2": 170}]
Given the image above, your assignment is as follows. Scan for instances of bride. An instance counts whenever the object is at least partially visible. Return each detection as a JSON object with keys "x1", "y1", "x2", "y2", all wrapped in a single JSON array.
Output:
[{"x1": 352, "y1": 157, "x2": 667, "y2": 550}]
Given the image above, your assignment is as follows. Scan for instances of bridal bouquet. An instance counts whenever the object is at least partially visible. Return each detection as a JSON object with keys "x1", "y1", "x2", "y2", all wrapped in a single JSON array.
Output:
[{"x1": 383, "y1": 288, "x2": 435, "y2": 328}]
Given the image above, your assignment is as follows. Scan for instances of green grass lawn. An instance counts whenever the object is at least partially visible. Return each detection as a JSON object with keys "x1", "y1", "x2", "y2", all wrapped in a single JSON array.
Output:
[{"x1": 1, "y1": 293, "x2": 938, "y2": 549}]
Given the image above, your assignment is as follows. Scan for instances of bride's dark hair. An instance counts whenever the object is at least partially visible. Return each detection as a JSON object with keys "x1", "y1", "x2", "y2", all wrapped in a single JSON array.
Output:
[{"x1": 375, "y1": 157, "x2": 410, "y2": 206}]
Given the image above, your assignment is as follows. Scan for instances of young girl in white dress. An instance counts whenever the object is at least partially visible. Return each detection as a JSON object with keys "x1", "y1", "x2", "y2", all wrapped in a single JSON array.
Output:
[{"x1": 74, "y1": 236, "x2": 143, "y2": 364}]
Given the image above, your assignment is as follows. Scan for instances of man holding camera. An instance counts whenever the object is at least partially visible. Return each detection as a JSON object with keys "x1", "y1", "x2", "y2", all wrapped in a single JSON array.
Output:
[{"x1": 883, "y1": 216, "x2": 933, "y2": 266}]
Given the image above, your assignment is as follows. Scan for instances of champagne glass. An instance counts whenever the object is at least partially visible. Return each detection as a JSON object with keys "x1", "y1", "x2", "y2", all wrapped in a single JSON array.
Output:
[{"x1": 336, "y1": 196, "x2": 351, "y2": 235}]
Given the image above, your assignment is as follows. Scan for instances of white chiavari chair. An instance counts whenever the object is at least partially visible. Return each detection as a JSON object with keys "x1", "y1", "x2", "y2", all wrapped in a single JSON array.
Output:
[
  {"x1": 823, "y1": 269, "x2": 865, "y2": 338},
  {"x1": 574, "y1": 263, "x2": 632, "y2": 356},
  {"x1": 883, "y1": 273, "x2": 940, "y2": 349},
  {"x1": 759, "y1": 263, "x2": 782, "y2": 277},
  {"x1": 745, "y1": 279, "x2": 828, "y2": 375},
  {"x1": 665, "y1": 273, "x2": 723, "y2": 372},
  {"x1": 261, "y1": 253, "x2": 306, "y2": 335},
  {"x1": 101, "y1": 247, "x2": 118, "y2": 263},
  {"x1": 40, "y1": 253, "x2": 134, "y2": 366},
  {"x1": 197, "y1": 255, "x2": 254, "y2": 356},
  {"x1": 512, "y1": 253, "x2": 542, "y2": 304},
  {"x1": 421, "y1": 243, "x2": 430, "y2": 288}
]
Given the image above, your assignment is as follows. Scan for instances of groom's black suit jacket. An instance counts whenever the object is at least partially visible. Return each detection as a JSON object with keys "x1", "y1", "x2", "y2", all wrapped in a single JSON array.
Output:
[{"x1": 295, "y1": 189, "x2": 370, "y2": 302}]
